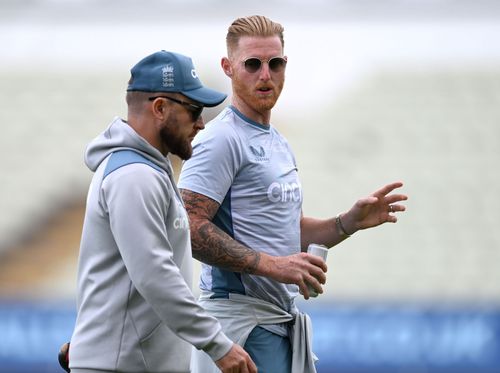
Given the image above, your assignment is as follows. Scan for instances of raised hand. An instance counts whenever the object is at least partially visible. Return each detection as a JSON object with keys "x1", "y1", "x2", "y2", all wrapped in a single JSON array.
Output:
[{"x1": 341, "y1": 181, "x2": 408, "y2": 234}]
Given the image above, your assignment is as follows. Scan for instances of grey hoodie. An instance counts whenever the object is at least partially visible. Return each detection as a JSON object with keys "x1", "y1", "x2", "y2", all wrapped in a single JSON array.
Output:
[{"x1": 69, "y1": 117, "x2": 232, "y2": 373}]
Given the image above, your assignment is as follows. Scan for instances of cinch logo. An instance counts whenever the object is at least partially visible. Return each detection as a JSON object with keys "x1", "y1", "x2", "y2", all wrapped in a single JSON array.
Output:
[
  {"x1": 162, "y1": 65, "x2": 174, "y2": 88},
  {"x1": 250, "y1": 145, "x2": 269, "y2": 161},
  {"x1": 191, "y1": 69, "x2": 198, "y2": 79},
  {"x1": 267, "y1": 182, "x2": 302, "y2": 203}
]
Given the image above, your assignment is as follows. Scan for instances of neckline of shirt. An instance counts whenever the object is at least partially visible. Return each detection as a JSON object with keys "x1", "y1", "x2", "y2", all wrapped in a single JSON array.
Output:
[{"x1": 229, "y1": 105, "x2": 271, "y2": 132}]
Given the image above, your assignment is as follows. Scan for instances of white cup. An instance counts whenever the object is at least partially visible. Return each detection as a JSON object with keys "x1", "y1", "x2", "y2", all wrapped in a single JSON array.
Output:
[{"x1": 305, "y1": 244, "x2": 328, "y2": 298}]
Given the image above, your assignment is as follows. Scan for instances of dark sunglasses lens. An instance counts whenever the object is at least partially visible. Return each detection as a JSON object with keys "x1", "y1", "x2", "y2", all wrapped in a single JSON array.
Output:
[
  {"x1": 244, "y1": 58, "x2": 262, "y2": 73},
  {"x1": 192, "y1": 107, "x2": 203, "y2": 121},
  {"x1": 269, "y1": 58, "x2": 286, "y2": 72}
]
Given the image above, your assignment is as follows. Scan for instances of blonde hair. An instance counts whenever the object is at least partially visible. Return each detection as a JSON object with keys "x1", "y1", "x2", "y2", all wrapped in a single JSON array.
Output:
[{"x1": 226, "y1": 15, "x2": 284, "y2": 57}]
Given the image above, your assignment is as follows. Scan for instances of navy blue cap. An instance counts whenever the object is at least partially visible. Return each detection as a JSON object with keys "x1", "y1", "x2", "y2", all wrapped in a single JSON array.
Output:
[{"x1": 127, "y1": 50, "x2": 227, "y2": 107}]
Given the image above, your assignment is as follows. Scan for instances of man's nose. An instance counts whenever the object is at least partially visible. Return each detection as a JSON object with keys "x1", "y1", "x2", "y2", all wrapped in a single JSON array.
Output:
[
  {"x1": 195, "y1": 115, "x2": 205, "y2": 130},
  {"x1": 259, "y1": 63, "x2": 271, "y2": 80}
]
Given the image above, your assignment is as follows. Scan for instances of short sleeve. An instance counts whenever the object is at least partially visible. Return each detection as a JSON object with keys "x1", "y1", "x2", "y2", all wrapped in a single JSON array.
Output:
[{"x1": 178, "y1": 122, "x2": 243, "y2": 203}]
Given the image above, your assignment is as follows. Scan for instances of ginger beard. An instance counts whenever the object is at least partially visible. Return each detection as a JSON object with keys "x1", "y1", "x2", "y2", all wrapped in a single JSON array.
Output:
[{"x1": 231, "y1": 69, "x2": 285, "y2": 114}]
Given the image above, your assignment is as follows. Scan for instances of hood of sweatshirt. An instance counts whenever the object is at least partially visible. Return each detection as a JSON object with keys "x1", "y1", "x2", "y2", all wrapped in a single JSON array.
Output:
[{"x1": 84, "y1": 117, "x2": 173, "y2": 176}]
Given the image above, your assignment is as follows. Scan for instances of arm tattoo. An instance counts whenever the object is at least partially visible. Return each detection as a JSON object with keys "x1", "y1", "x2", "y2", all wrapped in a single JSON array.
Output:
[{"x1": 180, "y1": 189, "x2": 261, "y2": 274}]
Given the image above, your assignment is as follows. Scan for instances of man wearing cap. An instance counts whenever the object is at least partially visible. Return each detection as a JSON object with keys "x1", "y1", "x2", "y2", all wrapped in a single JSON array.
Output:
[{"x1": 67, "y1": 51, "x2": 257, "y2": 373}]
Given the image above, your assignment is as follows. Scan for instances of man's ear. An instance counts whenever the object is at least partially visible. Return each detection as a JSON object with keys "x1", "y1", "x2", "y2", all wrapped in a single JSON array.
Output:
[
  {"x1": 151, "y1": 97, "x2": 169, "y2": 120},
  {"x1": 221, "y1": 57, "x2": 232, "y2": 77}
]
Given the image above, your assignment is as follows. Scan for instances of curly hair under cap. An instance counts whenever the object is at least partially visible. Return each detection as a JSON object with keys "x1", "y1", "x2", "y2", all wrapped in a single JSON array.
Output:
[{"x1": 226, "y1": 15, "x2": 285, "y2": 57}]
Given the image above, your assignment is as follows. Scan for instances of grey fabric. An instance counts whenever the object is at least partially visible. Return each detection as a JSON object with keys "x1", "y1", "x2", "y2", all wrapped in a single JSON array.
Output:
[
  {"x1": 178, "y1": 106, "x2": 303, "y2": 313},
  {"x1": 190, "y1": 293, "x2": 317, "y2": 373},
  {"x1": 69, "y1": 117, "x2": 232, "y2": 372}
]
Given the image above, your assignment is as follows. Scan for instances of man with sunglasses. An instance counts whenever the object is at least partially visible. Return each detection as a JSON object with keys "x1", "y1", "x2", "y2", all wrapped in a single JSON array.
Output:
[
  {"x1": 65, "y1": 50, "x2": 257, "y2": 373},
  {"x1": 179, "y1": 16, "x2": 407, "y2": 373}
]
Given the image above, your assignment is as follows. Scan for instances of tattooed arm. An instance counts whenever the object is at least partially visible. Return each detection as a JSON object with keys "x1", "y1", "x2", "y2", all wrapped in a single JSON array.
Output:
[
  {"x1": 179, "y1": 188, "x2": 261, "y2": 274},
  {"x1": 180, "y1": 188, "x2": 328, "y2": 298}
]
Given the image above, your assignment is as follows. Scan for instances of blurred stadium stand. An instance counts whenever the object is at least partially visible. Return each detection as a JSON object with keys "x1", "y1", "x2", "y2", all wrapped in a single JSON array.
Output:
[
  {"x1": 1, "y1": 301, "x2": 499, "y2": 373},
  {"x1": 1, "y1": 1, "x2": 499, "y2": 372}
]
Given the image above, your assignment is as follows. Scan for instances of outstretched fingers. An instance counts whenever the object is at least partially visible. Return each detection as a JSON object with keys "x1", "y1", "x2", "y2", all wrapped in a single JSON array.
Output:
[
  {"x1": 372, "y1": 181, "x2": 404, "y2": 198},
  {"x1": 385, "y1": 193, "x2": 408, "y2": 205},
  {"x1": 373, "y1": 182, "x2": 408, "y2": 219}
]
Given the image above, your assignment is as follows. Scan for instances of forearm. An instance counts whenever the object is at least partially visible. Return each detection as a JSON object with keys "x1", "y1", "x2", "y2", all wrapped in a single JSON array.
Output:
[
  {"x1": 180, "y1": 188, "x2": 277, "y2": 278},
  {"x1": 300, "y1": 181, "x2": 408, "y2": 249},
  {"x1": 190, "y1": 218, "x2": 263, "y2": 274},
  {"x1": 300, "y1": 214, "x2": 354, "y2": 249}
]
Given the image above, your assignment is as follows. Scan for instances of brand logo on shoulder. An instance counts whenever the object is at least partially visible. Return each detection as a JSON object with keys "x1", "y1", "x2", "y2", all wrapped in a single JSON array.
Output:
[
  {"x1": 162, "y1": 64, "x2": 175, "y2": 88},
  {"x1": 250, "y1": 145, "x2": 269, "y2": 162}
]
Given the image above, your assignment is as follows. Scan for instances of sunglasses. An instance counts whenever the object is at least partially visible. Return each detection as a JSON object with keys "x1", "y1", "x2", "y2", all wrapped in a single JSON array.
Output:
[
  {"x1": 148, "y1": 96, "x2": 203, "y2": 122},
  {"x1": 243, "y1": 56, "x2": 287, "y2": 74}
]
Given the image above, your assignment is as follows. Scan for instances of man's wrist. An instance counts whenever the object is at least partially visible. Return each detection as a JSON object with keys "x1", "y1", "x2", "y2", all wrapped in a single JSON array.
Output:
[
  {"x1": 254, "y1": 252, "x2": 275, "y2": 277},
  {"x1": 203, "y1": 331, "x2": 234, "y2": 362},
  {"x1": 335, "y1": 213, "x2": 353, "y2": 238}
]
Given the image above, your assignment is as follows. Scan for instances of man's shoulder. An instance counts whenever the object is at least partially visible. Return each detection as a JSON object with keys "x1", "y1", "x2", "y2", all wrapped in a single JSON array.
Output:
[
  {"x1": 103, "y1": 150, "x2": 163, "y2": 180},
  {"x1": 197, "y1": 111, "x2": 243, "y2": 146}
]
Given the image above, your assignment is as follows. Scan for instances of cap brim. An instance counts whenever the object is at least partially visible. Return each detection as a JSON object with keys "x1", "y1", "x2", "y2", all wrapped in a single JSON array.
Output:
[{"x1": 182, "y1": 87, "x2": 227, "y2": 107}]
